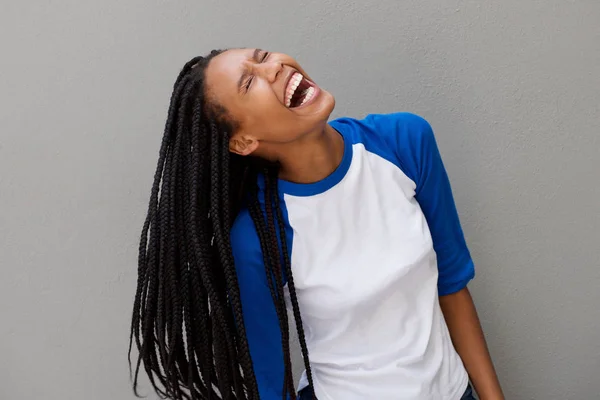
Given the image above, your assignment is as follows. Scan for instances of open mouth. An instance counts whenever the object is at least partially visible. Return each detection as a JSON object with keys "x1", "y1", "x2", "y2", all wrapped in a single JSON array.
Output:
[{"x1": 285, "y1": 72, "x2": 317, "y2": 108}]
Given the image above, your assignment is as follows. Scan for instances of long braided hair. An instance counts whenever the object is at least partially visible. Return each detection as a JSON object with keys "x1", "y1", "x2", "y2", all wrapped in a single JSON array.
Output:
[{"x1": 129, "y1": 50, "x2": 315, "y2": 400}]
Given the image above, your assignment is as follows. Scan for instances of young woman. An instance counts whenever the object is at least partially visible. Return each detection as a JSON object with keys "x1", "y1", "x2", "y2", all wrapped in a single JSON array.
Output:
[{"x1": 129, "y1": 49, "x2": 504, "y2": 400}]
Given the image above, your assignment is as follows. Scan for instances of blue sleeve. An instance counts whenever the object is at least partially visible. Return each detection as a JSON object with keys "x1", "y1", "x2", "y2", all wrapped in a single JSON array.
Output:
[
  {"x1": 230, "y1": 209, "x2": 285, "y2": 399},
  {"x1": 373, "y1": 113, "x2": 475, "y2": 295}
]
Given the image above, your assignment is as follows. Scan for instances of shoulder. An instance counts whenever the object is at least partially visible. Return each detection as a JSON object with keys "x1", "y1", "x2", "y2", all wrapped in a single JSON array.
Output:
[
  {"x1": 330, "y1": 112, "x2": 435, "y2": 161},
  {"x1": 330, "y1": 112, "x2": 434, "y2": 145},
  {"x1": 330, "y1": 112, "x2": 436, "y2": 182},
  {"x1": 230, "y1": 207, "x2": 262, "y2": 272},
  {"x1": 365, "y1": 112, "x2": 432, "y2": 133},
  {"x1": 231, "y1": 207, "x2": 254, "y2": 244}
]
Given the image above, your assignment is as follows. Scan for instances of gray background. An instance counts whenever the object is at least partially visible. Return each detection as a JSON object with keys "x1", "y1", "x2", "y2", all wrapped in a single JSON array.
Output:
[{"x1": 1, "y1": 0, "x2": 599, "y2": 399}]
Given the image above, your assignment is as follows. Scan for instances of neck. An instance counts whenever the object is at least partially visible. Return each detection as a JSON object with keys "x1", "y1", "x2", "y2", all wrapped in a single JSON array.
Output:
[{"x1": 277, "y1": 123, "x2": 344, "y2": 184}]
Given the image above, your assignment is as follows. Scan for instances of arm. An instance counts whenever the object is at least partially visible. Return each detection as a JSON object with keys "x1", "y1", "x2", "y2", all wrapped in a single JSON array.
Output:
[
  {"x1": 231, "y1": 209, "x2": 287, "y2": 399},
  {"x1": 440, "y1": 288, "x2": 504, "y2": 400},
  {"x1": 389, "y1": 113, "x2": 503, "y2": 398}
]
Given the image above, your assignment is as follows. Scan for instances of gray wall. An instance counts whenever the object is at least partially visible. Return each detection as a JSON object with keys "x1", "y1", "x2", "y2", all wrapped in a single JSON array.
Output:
[{"x1": 1, "y1": 1, "x2": 599, "y2": 399}]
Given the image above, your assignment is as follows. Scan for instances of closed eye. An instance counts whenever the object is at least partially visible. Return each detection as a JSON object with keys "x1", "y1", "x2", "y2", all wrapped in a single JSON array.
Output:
[{"x1": 245, "y1": 51, "x2": 270, "y2": 91}]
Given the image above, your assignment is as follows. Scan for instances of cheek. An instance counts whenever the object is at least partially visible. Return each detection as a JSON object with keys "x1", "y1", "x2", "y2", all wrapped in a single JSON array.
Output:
[
  {"x1": 253, "y1": 93, "x2": 287, "y2": 120},
  {"x1": 237, "y1": 102, "x2": 283, "y2": 137}
]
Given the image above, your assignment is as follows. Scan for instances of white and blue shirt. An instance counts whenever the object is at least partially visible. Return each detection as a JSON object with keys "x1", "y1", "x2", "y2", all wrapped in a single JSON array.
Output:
[{"x1": 231, "y1": 113, "x2": 475, "y2": 400}]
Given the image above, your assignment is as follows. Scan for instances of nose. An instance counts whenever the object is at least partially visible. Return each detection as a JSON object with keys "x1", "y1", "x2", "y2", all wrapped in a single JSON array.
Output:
[{"x1": 253, "y1": 61, "x2": 283, "y2": 83}]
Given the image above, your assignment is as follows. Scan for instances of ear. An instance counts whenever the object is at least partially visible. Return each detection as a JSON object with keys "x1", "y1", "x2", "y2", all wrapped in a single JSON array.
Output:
[{"x1": 229, "y1": 134, "x2": 259, "y2": 156}]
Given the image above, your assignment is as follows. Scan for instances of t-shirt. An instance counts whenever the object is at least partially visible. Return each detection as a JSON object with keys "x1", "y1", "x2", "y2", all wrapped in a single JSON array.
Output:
[{"x1": 230, "y1": 112, "x2": 475, "y2": 400}]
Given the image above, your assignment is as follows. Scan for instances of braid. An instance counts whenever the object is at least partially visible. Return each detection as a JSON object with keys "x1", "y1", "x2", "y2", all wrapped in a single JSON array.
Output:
[
  {"x1": 129, "y1": 51, "x2": 260, "y2": 400},
  {"x1": 129, "y1": 74, "x2": 193, "y2": 393},
  {"x1": 262, "y1": 170, "x2": 297, "y2": 399},
  {"x1": 271, "y1": 173, "x2": 316, "y2": 392},
  {"x1": 208, "y1": 121, "x2": 246, "y2": 398},
  {"x1": 130, "y1": 49, "x2": 317, "y2": 400},
  {"x1": 246, "y1": 182, "x2": 295, "y2": 400}
]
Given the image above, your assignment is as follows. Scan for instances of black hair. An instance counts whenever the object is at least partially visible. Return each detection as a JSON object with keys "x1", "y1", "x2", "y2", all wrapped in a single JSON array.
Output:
[{"x1": 129, "y1": 50, "x2": 316, "y2": 400}]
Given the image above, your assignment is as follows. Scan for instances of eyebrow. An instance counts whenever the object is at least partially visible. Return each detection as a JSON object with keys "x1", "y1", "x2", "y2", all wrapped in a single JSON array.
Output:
[{"x1": 237, "y1": 48, "x2": 262, "y2": 92}]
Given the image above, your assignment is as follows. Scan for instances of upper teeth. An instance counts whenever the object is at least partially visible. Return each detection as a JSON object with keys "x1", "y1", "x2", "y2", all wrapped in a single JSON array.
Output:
[{"x1": 285, "y1": 73, "x2": 303, "y2": 107}]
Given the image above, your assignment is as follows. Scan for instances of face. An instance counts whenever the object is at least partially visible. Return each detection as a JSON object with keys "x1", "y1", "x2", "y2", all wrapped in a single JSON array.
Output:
[{"x1": 204, "y1": 48, "x2": 335, "y2": 156}]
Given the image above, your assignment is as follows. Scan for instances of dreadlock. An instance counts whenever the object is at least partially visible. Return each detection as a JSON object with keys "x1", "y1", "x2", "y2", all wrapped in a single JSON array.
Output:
[{"x1": 129, "y1": 50, "x2": 316, "y2": 400}]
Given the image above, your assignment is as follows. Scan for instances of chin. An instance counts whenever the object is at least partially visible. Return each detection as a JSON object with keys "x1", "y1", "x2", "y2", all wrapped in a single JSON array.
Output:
[
  {"x1": 315, "y1": 90, "x2": 336, "y2": 121},
  {"x1": 324, "y1": 91, "x2": 336, "y2": 114}
]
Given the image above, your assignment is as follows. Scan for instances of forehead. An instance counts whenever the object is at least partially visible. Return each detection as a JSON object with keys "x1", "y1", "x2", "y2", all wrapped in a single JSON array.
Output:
[{"x1": 205, "y1": 48, "x2": 254, "y2": 101}]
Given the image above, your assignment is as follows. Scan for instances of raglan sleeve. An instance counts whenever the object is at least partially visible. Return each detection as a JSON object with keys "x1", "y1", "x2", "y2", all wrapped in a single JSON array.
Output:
[
  {"x1": 387, "y1": 113, "x2": 475, "y2": 295},
  {"x1": 230, "y1": 209, "x2": 286, "y2": 399}
]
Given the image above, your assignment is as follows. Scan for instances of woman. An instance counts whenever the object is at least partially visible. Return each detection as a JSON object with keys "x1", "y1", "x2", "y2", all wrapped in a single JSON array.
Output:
[{"x1": 129, "y1": 49, "x2": 504, "y2": 400}]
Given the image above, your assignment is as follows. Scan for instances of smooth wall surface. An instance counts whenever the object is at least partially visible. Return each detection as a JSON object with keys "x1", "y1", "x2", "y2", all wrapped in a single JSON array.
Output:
[{"x1": 1, "y1": 1, "x2": 599, "y2": 399}]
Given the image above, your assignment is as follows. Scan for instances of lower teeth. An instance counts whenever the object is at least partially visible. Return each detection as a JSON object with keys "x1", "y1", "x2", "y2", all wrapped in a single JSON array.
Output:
[{"x1": 300, "y1": 87, "x2": 315, "y2": 105}]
